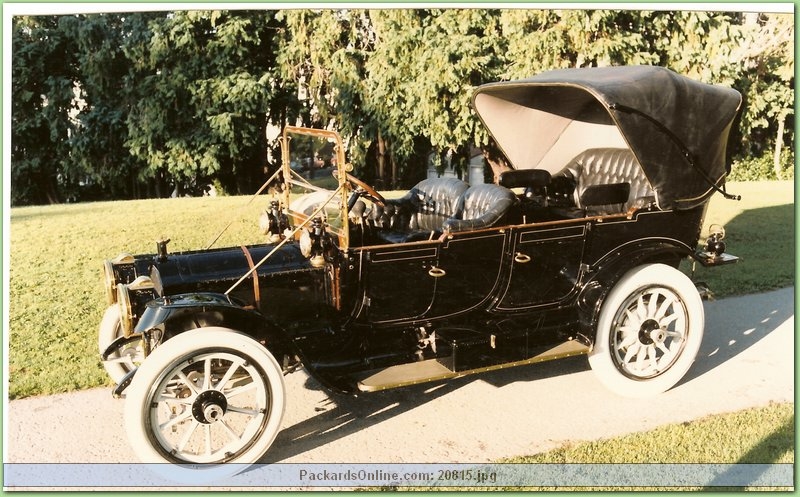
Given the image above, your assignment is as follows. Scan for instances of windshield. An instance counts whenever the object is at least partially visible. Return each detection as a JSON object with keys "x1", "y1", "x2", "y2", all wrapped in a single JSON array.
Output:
[{"x1": 281, "y1": 127, "x2": 350, "y2": 249}]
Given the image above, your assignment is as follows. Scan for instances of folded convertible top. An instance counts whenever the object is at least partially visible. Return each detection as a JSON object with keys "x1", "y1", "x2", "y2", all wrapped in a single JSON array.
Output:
[{"x1": 473, "y1": 66, "x2": 742, "y2": 210}]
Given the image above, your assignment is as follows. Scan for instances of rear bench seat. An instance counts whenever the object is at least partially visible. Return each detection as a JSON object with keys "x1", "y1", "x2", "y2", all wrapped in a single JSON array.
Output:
[{"x1": 556, "y1": 148, "x2": 655, "y2": 215}]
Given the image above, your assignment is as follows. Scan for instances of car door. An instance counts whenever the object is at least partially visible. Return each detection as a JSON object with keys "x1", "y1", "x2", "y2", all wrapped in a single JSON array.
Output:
[
  {"x1": 496, "y1": 222, "x2": 586, "y2": 310},
  {"x1": 426, "y1": 230, "x2": 508, "y2": 318},
  {"x1": 361, "y1": 243, "x2": 439, "y2": 322}
]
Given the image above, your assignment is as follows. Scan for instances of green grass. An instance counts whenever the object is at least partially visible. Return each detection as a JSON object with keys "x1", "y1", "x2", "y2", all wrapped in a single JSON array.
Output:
[
  {"x1": 8, "y1": 195, "x2": 273, "y2": 399},
  {"x1": 506, "y1": 402, "x2": 794, "y2": 465},
  {"x1": 681, "y1": 180, "x2": 795, "y2": 297},
  {"x1": 402, "y1": 402, "x2": 793, "y2": 491},
  {"x1": 6, "y1": 180, "x2": 795, "y2": 399}
]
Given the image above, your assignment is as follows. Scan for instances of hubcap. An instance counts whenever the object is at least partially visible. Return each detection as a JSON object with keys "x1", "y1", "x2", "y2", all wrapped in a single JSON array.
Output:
[
  {"x1": 192, "y1": 390, "x2": 228, "y2": 424},
  {"x1": 638, "y1": 319, "x2": 660, "y2": 345},
  {"x1": 611, "y1": 286, "x2": 688, "y2": 380}
]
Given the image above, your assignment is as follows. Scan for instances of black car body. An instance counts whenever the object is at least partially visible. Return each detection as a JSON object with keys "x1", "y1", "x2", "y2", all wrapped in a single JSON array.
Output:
[{"x1": 101, "y1": 66, "x2": 741, "y2": 480}]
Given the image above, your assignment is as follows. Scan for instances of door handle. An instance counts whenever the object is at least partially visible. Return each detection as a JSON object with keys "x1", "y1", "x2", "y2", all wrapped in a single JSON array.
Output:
[
  {"x1": 428, "y1": 266, "x2": 446, "y2": 278},
  {"x1": 514, "y1": 252, "x2": 532, "y2": 264}
]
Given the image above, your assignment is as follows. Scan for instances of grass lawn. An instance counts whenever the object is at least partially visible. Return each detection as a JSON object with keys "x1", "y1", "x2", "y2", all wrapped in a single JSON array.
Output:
[
  {"x1": 8, "y1": 195, "x2": 271, "y2": 399},
  {"x1": 6, "y1": 180, "x2": 794, "y2": 399},
  {"x1": 682, "y1": 180, "x2": 795, "y2": 297},
  {"x1": 507, "y1": 401, "x2": 794, "y2": 466}
]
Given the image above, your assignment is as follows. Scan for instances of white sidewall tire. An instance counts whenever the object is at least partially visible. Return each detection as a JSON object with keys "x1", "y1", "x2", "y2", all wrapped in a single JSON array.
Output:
[
  {"x1": 588, "y1": 263, "x2": 704, "y2": 398},
  {"x1": 98, "y1": 305, "x2": 129, "y2": 384},
  {"x1": 124, "y1": 328, "x2": 286, "y2": 483}
]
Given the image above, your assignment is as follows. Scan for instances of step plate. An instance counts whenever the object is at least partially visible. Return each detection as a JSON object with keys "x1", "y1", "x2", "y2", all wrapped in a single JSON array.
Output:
[{"x1": 356, "y1": 339, "x2": 590, "y2": 392}]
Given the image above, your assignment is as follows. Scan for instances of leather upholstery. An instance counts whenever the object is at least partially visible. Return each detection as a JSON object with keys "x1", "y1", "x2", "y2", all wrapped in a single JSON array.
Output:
[
  {"x1": 443, "y1": 184, "x2": 517, "y2": 232},
  {"x1": 381, "y1": 178, "x2": 516, "y2": 241},
  {"x1": 559, "y1": 148, "x2": 654, "y2": 213},
  {"x1": 388, "y1": 178, "x2": 469, "y2": 232},
  {"x1": 579, "y1": 182, "x2": 631, "y2": 208}
]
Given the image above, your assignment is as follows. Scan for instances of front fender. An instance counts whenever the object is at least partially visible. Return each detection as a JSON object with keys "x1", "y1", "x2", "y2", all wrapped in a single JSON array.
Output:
[
  {"x1": 110, "y1": 293, "x2": 294, "y2": 397},
  {"x1": 136, "y1": 292, "x2": 291, "y2": 353}
]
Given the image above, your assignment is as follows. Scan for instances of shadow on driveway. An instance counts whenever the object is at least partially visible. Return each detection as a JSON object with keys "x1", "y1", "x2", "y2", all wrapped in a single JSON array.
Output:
[
  {"x1": 257, "y1": 287, "x2": 792, "y2": 465},
  {"x1": 681, "y1": 287, "x2": 794, "y2": 385}
]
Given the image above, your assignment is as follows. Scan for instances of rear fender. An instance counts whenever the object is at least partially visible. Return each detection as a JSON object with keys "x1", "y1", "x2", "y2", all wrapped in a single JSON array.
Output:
[{"x1": 576, "y1": 241, "x2": 693, "y2": 339}]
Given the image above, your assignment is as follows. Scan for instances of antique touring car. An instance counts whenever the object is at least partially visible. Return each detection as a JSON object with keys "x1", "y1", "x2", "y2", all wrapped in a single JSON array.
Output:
[{"x1": 100, "y1": 66, "x2": 741, "y2": 479}]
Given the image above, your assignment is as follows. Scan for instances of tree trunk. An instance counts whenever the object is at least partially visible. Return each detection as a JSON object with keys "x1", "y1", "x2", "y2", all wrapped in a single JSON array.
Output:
[
  {"x1": 376, "y1": 129, "x2": 387, "y2": 189},
  {"x1": 390, "y1": 155, "x2": 398, "y2": 190},
  {"x1": 773, "y1": 114, "x2": 785, "y2": 179},
  {"x1": 37, "y1": 171, "x2": 60, "y2": 204}
]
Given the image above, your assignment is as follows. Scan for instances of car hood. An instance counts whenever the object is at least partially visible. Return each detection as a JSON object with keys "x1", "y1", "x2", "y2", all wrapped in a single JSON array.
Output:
[{"x1": 473, "y1": 65, "x2": 743, "y2": 210}]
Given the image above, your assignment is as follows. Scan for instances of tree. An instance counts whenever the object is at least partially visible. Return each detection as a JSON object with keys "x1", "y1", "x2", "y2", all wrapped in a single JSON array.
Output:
[
  {"x1": 276, "y1": 10, "x2": 379, "y2": 177},
  {"x1": 9, "y1": 8, "x2": 794, "y2": 206},
  {"x1": 11, "y1": 15, "x2": 80, "y2": 205},
  {"x1": 364, "y1": 9, "x2": 506, "y2": 186},
  {"x1": 64, "y1": 13, "x2": 150, "y2": 200},
  {"x1": 735, "y1": 12, "x2": 794, "y2": 177},
  {"x1": 123, "y1": 11, "x2": 279, "y2": 196},
  {"x1": 500, "y1": 9, "x2": 661, "y2": 80},
  {"x1": 278, "y1": 9, "x2": 510, "y2": 187}
]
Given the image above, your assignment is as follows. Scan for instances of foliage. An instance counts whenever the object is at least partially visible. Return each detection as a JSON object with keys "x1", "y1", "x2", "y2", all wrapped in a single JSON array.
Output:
[
  {"x1": 501, "y1": 10, "x2": 661, "y2": 79},
  {"x1": 275, "y1": 10, "x2": 373, "y2": 165},
  {"x1": 11, "y1": 16, "x2": 80, "y2": 205},
  {"x1": 122, "y1": 11, "x2": 280, "y2": 196},
  {"x1": 732, "y1": 13, "x2": 794, "y2": 161},
  {"x1": 9, "y1": 8, "x2": 795, "y2": 205},
  {"x1": 365, "y1": 10, "x2": 505, "y2": 186},
  {"x1": 63, "y1": 13, "x2": 148, "y2": 201},
  {"x1": 728, "y1": 150, "x2": 795, "y2": 181}
]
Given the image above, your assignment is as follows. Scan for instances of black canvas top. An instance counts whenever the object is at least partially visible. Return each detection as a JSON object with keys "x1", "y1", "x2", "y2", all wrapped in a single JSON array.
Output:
[{"x1": 473, "y1": 66, "x2": 742, "y2": 210}]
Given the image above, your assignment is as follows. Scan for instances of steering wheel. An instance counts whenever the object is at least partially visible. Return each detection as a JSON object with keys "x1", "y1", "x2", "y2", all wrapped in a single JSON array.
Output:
[{"x1": 345, "y1": 173, "x2": 385, "y2": 208}]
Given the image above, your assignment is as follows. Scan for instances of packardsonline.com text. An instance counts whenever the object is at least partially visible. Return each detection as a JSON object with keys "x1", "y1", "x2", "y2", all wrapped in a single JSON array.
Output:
[{"x1": 298, "y1": 467, "x2": 498, "y2": 486}]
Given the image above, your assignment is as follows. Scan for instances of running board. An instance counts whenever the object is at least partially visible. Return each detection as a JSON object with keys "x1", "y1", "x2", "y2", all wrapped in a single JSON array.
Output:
[{"x1": 356, "y1": 339, "x2": 590, "y2": 392}]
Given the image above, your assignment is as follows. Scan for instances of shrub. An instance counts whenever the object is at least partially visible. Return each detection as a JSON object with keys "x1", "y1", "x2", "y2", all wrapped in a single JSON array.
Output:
[{"x1": 729, "y1": 150, "x2": 795, "y2": 181}]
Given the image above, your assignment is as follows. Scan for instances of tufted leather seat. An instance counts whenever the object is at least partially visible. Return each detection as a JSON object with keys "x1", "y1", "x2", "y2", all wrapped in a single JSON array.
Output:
[
  {"x1": 377, "y1": 178, "x2": 516, "y2": 242},
  {"x1": 443, "y1": 184, "x2": 517, "y2": 232},
  {"x1": 387, "y1": 178, "x2": 469, "y2": 232},
  {"x1": 558, "y1": 148, "x2": 654, "y2": 214}
]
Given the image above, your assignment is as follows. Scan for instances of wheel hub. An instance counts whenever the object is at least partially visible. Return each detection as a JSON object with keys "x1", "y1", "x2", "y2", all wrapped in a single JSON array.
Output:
[
  {"x1": 638, "y1": 319, "x2": 662, "y2": 345},
  {"x1": 192, "y1": 390, "x2": 228, "y2": 424}
]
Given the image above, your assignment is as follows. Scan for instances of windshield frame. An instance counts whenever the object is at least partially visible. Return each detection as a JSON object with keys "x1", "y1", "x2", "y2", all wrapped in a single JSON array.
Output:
[{"x1": 281, "y1": 126, "x2": 351, "y2": 251}]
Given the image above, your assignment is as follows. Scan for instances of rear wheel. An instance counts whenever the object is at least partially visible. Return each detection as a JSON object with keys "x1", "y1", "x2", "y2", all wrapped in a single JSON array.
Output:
[
  {"x1": 124, "y1": 328, "x2": 285, "y2": 483},
  {"x1": 589, "y1": 263, "x2": 704, "y2": 397}
]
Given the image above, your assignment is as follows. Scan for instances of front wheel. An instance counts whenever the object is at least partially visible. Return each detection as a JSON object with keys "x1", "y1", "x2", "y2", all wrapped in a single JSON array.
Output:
[
  {"x1": 588, "y1": 263, "x2": 704, "y2": 397},
  {"x1": 124, "y1": 328, "x2": 286, "y2": 483}
]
